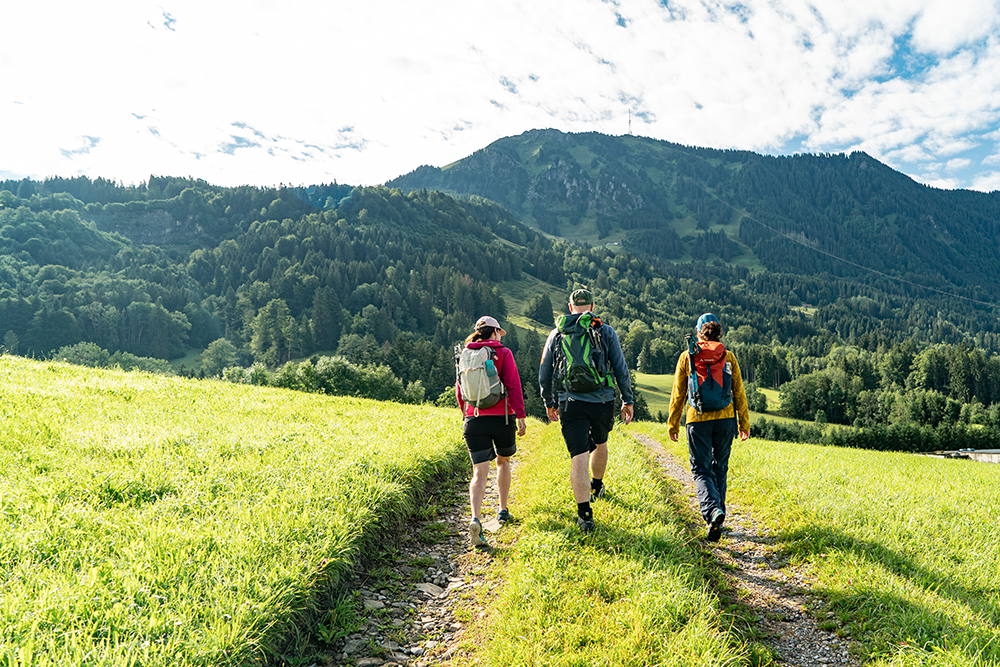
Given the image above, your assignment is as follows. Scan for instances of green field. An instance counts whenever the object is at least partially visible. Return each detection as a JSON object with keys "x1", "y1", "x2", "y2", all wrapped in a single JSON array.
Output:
[
  {"x1": 8, "y1": 355, "x2": 999, "y2": 667},
  {"x1": 0, "y1": 356, "x2": 465, "y2": 666},
  {"x1": 634, "y1": 372, "x2": 675, "y2": 416},
  {"x1": 632, "y1": 422, "x2": 1000, "y2": 667}
]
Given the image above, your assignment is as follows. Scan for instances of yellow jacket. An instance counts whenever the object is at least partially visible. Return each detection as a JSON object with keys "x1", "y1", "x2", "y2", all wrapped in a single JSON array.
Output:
[{"x1": 668, "y1": 349, "x2": 751, "y2": 439}]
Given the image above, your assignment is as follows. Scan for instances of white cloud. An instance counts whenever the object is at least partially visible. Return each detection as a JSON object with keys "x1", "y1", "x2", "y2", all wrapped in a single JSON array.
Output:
[
  {"x1": 1, "y1": 0, "x2": 1000, "y2": 189},
  {"x1": 911, "y1": 0, "x2": 1000, "y2": 54},
  {"x1": 970, "y1": 171, "x2": 1000, "y2": 192},
  {"x1": 918, "y1": 175, "x2": 961, "y2": 189}
]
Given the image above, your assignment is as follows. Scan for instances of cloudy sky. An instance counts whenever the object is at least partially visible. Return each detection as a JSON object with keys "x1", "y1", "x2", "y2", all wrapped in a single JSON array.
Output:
[{"x1": 3, "y1": 0, "x2": 1000, "y2": 192}]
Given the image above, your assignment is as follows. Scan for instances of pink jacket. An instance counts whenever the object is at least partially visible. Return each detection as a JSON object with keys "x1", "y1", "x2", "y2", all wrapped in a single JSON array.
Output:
[{"x1": 456, "y1": 340, "x2": 526, "y2": 419}]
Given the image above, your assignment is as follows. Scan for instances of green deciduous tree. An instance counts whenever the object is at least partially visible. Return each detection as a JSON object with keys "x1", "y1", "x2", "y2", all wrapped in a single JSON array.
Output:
[{"x1": 200, "y1": 338, "x2": 238, "y2": 377}]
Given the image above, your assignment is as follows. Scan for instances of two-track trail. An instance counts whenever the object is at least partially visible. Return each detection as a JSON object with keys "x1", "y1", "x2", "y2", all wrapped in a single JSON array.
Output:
[
  {"x1": 325, "y1": 431, "x2": 862, "y2": 667},
  {"x1": 324, "y1": 464, "x2": 510, "y2": 667},
  {"x1": 633, "y1": 432, "x2": 861, "y2": 667}
]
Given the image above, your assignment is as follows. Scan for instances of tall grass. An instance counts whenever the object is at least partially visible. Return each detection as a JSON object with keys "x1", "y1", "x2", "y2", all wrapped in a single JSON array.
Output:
[
  {"x1": 0, "y1": 356, "x2": 465, "y2": 666},
  {"x1": 634, "y1": 422, "x2": 1000, "y2": 667},
  {"x1": 471, "y1": 423, "x2": 749, "y2": 666}
]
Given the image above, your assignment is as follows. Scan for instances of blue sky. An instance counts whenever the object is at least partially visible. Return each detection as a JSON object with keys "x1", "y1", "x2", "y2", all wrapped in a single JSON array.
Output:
[{"x1": 2, "y1": 0, "x2": 1000, "y2": 192}]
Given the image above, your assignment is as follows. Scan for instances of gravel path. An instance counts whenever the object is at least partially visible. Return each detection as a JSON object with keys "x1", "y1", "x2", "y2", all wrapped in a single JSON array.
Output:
[
  {"x1": 324, "y1": 465, "x2": 509, "y2": 666},
  {"x1": 632, "y1": 431, "x2": 861, "y2": 667}
]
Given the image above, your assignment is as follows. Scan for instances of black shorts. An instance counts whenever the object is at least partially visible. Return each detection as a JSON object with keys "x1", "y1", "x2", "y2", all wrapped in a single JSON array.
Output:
[
  {"x1": 463, "y1": 415, "x2": 517, "y2": 465},
  {"x1": 559, "y1": 400, "x2": 615, "y2": 458}
]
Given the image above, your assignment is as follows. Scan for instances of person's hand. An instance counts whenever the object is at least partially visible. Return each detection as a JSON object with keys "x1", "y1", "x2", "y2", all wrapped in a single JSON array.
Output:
[
  {"x1": 669, "y1": 431, "x2": 679, "y2": 442},
  {"x1": 739, "y1": 430, "x2": 749, "y2": 441},
  {"x1": 621, "y1": 404, "x2": 634, "y2": 425},
  {"x1": 516, "y1": 418, "x2": 526, "y2": 437},
  {"x1": 546, "y1": 407, "x2": 560, "y2": 422}
]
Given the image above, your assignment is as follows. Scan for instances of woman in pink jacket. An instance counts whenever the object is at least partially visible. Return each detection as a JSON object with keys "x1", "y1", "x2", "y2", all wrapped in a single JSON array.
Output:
[{"x1": 456, "y1": 316, "x2": 526, "y2": 548}]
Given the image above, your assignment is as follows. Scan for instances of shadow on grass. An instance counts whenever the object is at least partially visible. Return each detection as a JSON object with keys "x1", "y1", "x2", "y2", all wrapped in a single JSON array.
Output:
[{"x1": 776, "y1": 523, "x2": 1000, "y2": 661}]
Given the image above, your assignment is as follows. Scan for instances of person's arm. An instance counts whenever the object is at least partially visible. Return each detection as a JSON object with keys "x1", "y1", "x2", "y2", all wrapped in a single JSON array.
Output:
[
  {"x1": 667, "y1": 352, "x2": 689, "y2": 441},
  {"x1": 729, "y1": 351, "x2": 751, "y2": 440},
  {"x1": 600, "y1": 325, "x2": 634, "y2": 424},
  {"x1": 538, "y1": 330, "x2": 560, "y2": 422},
  {"x1": 498, "y1": 347, "x2": 526, "y2": 419},
  {"x1": 605, "y1": 325, "x2": 633, "y2": 406}
]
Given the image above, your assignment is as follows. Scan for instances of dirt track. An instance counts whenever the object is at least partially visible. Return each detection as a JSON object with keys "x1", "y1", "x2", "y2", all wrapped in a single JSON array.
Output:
[{"x1": 632, "y1": 431, "x2": 861, "y2": 667}]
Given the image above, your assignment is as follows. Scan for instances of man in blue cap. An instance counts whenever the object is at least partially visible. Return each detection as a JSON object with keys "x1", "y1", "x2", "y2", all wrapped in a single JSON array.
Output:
[{"x1": 667, "y1": 313, "x2": 750, "y2": 541}]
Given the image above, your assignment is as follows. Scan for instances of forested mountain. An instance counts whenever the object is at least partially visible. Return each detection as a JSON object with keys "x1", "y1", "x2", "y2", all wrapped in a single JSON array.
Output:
[
  {"x1": 387, "y1": 129, "x2": 1000, "y2": 302},
  {"x1": 5, "y1": 127, "x2": 1000, "y2": 431}
]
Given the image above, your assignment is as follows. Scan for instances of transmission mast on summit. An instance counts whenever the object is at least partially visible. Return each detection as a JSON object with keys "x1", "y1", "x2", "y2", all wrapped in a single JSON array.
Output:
[{"x1": 628, "y1": 109, "x2": 633, "y2": 136}]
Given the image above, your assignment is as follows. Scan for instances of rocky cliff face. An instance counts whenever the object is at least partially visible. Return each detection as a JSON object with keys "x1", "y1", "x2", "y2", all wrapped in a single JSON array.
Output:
[{"x1": 88, "y1": 209, "x2": 204, "y2": 247}]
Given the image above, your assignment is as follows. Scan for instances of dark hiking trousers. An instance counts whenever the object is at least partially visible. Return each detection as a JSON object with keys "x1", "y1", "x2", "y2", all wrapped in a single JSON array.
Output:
[{"x1": 686, "y1": 416, "x2": 737, "y2": 524}]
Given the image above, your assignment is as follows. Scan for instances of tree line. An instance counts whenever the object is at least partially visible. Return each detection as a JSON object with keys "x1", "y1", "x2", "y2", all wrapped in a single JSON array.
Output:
[{"x1": 7, "y1": 174, "x2": 1000, "y2": 431}]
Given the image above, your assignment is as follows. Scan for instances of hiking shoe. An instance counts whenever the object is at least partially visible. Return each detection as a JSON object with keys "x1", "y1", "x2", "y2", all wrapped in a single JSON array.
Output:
[
  {"x1": 590, "y1": 482, "x2": 606, "y2": 502},
  {"x1": 469, "y1": 518, "x2": 489, "y2": 548},
  {"x1": 576, "y1": 517, "x2": 595, "y2": 534},
  {"x1": 497, "y1": 508, "x2": 512, "y2": 523},
  {"x1": 707, "y1": 509, "x2": 726, "y2": 542}
]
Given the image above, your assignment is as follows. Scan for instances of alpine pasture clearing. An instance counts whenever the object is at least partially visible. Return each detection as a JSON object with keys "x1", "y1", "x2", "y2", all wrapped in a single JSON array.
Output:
[
  {"x1": 0, "y1": 356, "x2": 464, "y2": 666},
  {"x1": 634, "y1": 422, "x2": 1000, "y2": 667}
]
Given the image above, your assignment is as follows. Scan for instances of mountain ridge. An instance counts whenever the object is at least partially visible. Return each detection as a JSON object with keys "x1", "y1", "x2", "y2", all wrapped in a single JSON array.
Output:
[{"x1": 387, "y1": 129, "x2": 1000, "y2": 301}]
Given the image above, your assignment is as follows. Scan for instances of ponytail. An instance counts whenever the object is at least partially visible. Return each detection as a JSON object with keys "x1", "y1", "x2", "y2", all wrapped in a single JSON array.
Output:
[{"x1": 465, "y1": 326, "x2": 498, "y2": 346}]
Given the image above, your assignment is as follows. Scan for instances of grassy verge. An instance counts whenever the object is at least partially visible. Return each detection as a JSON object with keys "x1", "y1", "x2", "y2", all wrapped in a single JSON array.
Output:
[
  {"x1": 0, "y1": 356, "x2": 466, "y2": 666},
  {"x1": 632, "y1": 422, "x2": 1000, "y2": 667},
  {"x1": 461, "y1": 422, "x2": 752, "y2": 666}
]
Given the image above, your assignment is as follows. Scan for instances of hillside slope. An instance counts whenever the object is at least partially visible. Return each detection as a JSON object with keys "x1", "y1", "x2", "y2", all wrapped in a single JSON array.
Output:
[{"x1": 388, "y1": 129, "x2": 1000, "y2": 301}]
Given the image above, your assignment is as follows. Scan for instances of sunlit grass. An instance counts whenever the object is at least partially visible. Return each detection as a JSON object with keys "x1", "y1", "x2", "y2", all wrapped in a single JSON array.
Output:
[
  {"x1": 0, "y1": 356, "x2": 465, "y2": 666},
  {"x1": 635, "y1": 372, "x2": 674, "y2": 417},
  {"x1": 633, "y1": 422, "x2": 1000, "y2": 667},
  {"x1": 469, "y1": 422, "x2": 751, "y2": 666}
]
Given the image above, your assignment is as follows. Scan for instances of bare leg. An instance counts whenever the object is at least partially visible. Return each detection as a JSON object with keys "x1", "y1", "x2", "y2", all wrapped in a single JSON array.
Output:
[
  {"x1": 470, "y1": 461, "x2": 490, "y2": 519},
  {"x1": 570, "y1": 452, "x2": 592, "y2": 503},
  {"x1": 496, "y1": 455, "x2": 511, "y2": 511},
  {"x1": 590, "y1": 442, "x2": 608, "y2": 481}
]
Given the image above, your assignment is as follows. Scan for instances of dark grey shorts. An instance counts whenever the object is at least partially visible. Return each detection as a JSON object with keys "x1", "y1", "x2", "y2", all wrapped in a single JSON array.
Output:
[
  {"x1": 463, "y1": 415, "x2": 517, "y2": 465},
  {"x1": 559, "y1": 400, "x2": 614, "y2": 458}
]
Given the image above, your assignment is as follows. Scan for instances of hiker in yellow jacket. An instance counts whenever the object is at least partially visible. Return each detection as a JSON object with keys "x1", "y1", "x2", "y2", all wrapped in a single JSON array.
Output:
[{"x1": 668, "y1": 313, "x2": 750, "y2": 541}]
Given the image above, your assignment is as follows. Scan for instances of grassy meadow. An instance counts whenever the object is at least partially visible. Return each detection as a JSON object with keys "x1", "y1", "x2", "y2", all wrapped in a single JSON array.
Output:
[
  {"x1": 462, "y1": 422, "x2": 757, "y2": 666},
  {"x1": 8, "y1": 349, "x2": 999, "y2": 667},
  {"x1": 0, "y1": 356, "x2": 465, "y2": 666},
  {"x1": 633, "y1": 422, "x2": 1000, "y2": 667}
]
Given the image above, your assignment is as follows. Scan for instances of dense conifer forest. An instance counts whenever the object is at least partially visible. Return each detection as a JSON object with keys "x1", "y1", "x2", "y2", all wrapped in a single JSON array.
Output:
[{"x1": 5, "y1": 130, "x2": 1000, "y2": 443}]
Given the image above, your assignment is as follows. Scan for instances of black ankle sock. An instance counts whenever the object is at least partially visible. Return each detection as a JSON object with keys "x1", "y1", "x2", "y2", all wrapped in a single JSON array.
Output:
[
  {"x1": 591, "y1": 478, "x2": 603, "y2": 492},
  {"x1": 577, "y1": 502, "x2": 593, "y2": 521}
]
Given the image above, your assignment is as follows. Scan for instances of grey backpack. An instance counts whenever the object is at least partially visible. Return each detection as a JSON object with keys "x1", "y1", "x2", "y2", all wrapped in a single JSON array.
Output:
[{"x1": 455, "y1": 346, "x2": 505, "y2": 409}]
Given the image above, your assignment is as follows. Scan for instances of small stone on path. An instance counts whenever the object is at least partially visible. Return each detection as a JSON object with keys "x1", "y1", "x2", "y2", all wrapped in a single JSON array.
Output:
[{"x1": 414, "y1": 582, "x2": 444, "y2": 596}]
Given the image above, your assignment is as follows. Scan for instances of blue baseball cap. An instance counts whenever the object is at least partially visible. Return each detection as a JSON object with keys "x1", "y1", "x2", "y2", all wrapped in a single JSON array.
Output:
[{"x1": 696, "y1": 313, "x2": 720, "y2": 330}]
